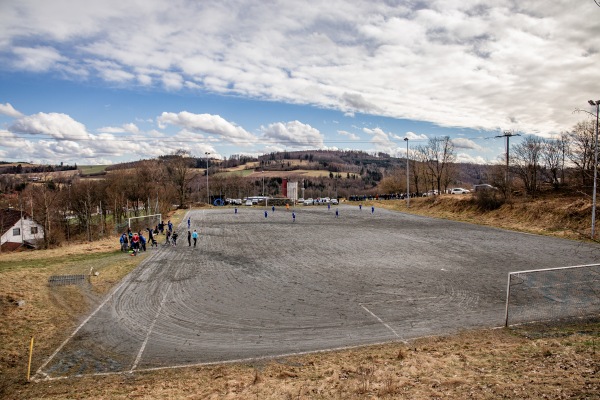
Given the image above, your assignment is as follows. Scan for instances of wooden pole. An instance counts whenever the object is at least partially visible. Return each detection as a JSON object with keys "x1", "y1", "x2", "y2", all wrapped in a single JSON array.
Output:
[{"x1": 27, "y1": 337, "x2": 34, "y2": 382}]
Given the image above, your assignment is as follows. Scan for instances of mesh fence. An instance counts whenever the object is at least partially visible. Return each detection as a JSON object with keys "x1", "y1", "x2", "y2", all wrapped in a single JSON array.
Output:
[
  {"x1": 128, "y1": 214, "x2": 162, "y2": 234},
  {"x1": 505, "y1": 264, "x2": 600, "y2": 326}
]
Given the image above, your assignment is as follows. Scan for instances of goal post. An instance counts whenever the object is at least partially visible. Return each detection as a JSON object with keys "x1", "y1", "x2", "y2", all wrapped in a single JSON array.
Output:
[
  {"x1": 127, "y1": 214, "x2": 162, "y2": 233},
  {"x1": 505, "y1": 263, "x2": 600, "y2": 327}
]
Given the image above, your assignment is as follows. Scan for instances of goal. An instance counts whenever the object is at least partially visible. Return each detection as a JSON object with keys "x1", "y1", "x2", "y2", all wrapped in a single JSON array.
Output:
[
  {"x1": 504, "y1": 263, "x2": 600, "y2": 327},
  {"x1": 128, "y1": 214, "x2": 162, "y2": 233}
]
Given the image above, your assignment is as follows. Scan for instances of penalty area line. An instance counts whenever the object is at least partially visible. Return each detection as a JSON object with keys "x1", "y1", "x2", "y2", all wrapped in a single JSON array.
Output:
[
  {"x1": 130, "y1": 282, "x2": 173, "y2": 372},
  {"x1": 359, "y1": 303, "x2": 406, "y2": 343}
]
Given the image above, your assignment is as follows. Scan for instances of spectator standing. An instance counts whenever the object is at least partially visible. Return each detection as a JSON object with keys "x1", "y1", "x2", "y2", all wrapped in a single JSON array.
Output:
[
  {"x1": 172, "y1": 232, "x2": 178, "y2": 246},
  {"x1": 120, "y1": 233, "x2": 128, "y2": 252},
  {"x1": 139, "y1": 233, "x2": 147, "y2": 252},
  {"x1": 192, "y1": 230, "x2": 198, "y2": 247},
  {"x1": 187, "y1": 230, "x2": 191, "y2": 246}
]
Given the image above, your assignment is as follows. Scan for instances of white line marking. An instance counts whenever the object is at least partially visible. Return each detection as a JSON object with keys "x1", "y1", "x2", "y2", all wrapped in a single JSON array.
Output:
[
  {"x1": 130, "y1": 282, "x2": 173, "y2": 372},
  {"x1": 34, "y1": 271, "x2": 134, "y2": 379},
  {"x1": 359, "y1": 304, "x2": 405, "y2": 342},
  {"x1": 32, "y1": 325, "x2": 508, "y2": 382}
]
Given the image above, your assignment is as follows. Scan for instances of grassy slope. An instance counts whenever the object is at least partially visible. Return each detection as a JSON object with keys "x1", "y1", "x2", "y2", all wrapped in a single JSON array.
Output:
[{"x1": 0, "y1": 203, "x2": 598, "y2": 399}]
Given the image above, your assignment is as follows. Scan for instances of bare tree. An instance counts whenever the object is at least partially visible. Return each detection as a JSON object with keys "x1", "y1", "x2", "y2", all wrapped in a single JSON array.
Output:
[
  {"x1": 26, "y1": 180, "x2": 63, "y2": 247},
  {"x1": 421, "y1": 137, "x2": 456, "y2": 194},
  {"x1": 162, "y1": 150, "x2": 195, "y2": 208},
  {"x1": 542, "y1": 138, "x2": 564, "y2": 190},
  {"x1": 378, "y1": 168, "x2": 405, "y2": 194},
  {"x1": 511, "y1": 135, "x2": 543, "y2": 196},
  {"x1": 567, "y1": 120, "x2": 595, "y2": 187}
]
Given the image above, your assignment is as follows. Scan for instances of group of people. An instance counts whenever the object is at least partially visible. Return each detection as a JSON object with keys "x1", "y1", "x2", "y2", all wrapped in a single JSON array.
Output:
[
  {"x1": 120, "y1": 218, "x2": 200, "y2": 253},
  {"x1": 120, "y1": 228, "x2": 150, "y2": 256}
]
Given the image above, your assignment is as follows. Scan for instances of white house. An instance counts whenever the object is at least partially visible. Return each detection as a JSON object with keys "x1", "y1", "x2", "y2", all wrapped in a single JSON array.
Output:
[{"x1": 0, "y1": 208, "x2": 44, "y2": 250}]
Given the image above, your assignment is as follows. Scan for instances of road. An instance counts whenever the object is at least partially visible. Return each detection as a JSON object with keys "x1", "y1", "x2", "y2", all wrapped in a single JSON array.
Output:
[{"x1": 37, "y1": 205, "x2": 600, "y2": 379}]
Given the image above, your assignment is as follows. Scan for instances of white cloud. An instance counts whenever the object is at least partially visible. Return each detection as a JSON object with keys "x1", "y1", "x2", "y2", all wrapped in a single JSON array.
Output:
[
  {"x1": 363, "y1": 127, "x2": 395, "y2": 150},
  {"x1": 261, "y1": 121, "x2": 324, "y2": 148},
  {"x1": 399, "y1": 131, "x2": 428, "y2": 141},
  {"x1": 338, "y1": 130, "x2": 360, "y2": 141},
  {"x1": 0, "y1": 103, "x2": 23, "y2": 118},
  {"x1": 12, "y1": 46, "x2": 65, "y2": 72},
  {"x1": 2, "y1": 0, "x2": 599, "y2": 156},
  {"x1": 456, "y1": 153, "x2": 489, "y2": 164},
  {"x1": 452, "y1": 137, "x2": 482, "y2": 150},
  {"x1": 10, "y1": 112, "x2": 90, "y2": 140},
  {"x1": 157, "y1": 111, "x2": 255, "y2": 144}
]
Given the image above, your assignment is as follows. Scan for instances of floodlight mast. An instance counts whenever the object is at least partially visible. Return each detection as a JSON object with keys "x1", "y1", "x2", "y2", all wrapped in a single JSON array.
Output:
[
  {"x1": 589, "y1": 100, "x2": 600, "y2": 239},
  {"x1": 404, "y1": 137, "x2": 410, "y2": 207},
  {"x1": 205, "y1": 152, "x2": 210, "y2": 204}
]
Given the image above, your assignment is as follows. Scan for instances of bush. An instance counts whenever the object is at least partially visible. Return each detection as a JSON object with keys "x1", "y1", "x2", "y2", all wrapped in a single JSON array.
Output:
[{"x1": 472, "y1": 188, "x2": 505, "y2": 211}]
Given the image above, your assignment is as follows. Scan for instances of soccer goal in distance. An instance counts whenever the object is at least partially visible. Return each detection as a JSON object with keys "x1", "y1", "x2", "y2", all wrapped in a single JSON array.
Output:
[
  {"x1": 128, "y1": 214, "x2": 162, "y2": 234},
  {"x1": 504, "y1": 263, "x2": 600, "y2": 327}
]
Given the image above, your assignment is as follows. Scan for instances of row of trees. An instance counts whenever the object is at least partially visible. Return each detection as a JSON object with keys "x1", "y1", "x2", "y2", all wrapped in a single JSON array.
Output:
[
  {"x1": 507, "y1": 119, "x2": 596, "y2": 197},
  {"x1": 379, "y1": 136, "x2": 456, "y2": 195},
  {"x1": 378, "y1": 117, "x2": 599, "y2": 198}
]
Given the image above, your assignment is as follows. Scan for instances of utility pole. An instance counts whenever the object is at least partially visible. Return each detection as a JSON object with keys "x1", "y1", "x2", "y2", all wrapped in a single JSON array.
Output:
[
  {"x1": 404, "y1": 137, "x2": 410, "y2": 207},
  {"x1": 495, "y1": 130, "x2": 521, "y2": 196}
]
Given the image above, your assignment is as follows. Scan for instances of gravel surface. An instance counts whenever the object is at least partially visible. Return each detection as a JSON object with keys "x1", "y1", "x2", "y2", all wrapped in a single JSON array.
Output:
[{"x1": 38, "y1": 205, "x2": 600, "y2": 378}]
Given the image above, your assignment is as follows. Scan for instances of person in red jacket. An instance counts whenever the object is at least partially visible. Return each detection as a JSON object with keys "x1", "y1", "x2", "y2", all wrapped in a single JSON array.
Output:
[{"x1": 131, "y1": 233, "x2": 140, "y2": 256}]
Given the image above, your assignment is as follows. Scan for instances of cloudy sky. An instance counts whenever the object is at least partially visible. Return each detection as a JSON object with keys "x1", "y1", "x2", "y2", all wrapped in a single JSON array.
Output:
[{"x1": 0, "y1": 0, "x2": 599, "y2": 165}]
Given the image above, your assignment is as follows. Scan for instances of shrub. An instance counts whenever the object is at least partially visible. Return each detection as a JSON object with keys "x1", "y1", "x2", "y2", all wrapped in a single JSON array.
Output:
[{"x1": 472, "y1": 188, "x2": 505, "y2": 211}]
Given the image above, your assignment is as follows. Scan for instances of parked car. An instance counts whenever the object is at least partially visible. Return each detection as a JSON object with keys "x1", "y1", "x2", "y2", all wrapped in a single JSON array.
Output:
[
  {"x1": 330, "y1": 198, "x2": 339, "y2": 205},
  {"x1": 473, "y1": 184, "x2": 497, "y2": 192},
  {"x1": 303, "y1": 198, "x2": 314, "y2": 205},
  {"x1": 422, "y1": 190, "x2": 439, "y2": 197},
  {"x1": 450, "y1": 188, "x2": 470, "y2": 194},
  {"x1": 245, "y1": 200, "x2": 253, "y2": 206}
]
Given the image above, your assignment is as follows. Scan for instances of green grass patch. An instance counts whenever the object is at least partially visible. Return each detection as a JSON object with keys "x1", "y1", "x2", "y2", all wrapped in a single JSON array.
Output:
[{"x1": 0, "y1": 250, "x2": 122, "y2": 273}]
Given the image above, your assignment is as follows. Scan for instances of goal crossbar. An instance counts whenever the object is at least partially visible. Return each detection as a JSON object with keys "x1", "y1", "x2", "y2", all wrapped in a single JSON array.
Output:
[{"x1": 128, "y1": 214, "x2": 162, "y2": 229}]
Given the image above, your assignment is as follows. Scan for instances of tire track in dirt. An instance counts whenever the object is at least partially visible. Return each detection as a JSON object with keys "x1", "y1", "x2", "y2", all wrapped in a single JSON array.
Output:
[{"x1": 38, "y1": 205, "x2": 600, "y2": 378}]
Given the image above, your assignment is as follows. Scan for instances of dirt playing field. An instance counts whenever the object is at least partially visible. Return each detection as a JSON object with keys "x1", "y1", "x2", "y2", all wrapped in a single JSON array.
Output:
[{"x1": 32, "y1": 205, "x2": 600, "y2": 382}]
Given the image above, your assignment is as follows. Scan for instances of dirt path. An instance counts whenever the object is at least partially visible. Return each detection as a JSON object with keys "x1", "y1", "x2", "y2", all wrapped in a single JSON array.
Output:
[{"x1": 35, "y1": 206, "x2": 600, "y2": 379}]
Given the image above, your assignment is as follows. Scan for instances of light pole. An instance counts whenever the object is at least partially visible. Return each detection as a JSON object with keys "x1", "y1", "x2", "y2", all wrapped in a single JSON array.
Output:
[
  {"x1": 262, "y1": 170, "x2": 265, "y2": 196},
  {"x1": 589, "y1": 100, "x2": 600, "y2": 239},
  {"x1": 205, "y1": 152, "x2": 210, "y2": 205},
  {"x1": 404, "y1": 137, "x2": 410, "y2": 207}
]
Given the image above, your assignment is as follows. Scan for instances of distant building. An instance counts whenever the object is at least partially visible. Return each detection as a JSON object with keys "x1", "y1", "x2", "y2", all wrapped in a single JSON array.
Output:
[
  {"x1": 287, "y1": 181, "x2": 298, "y2": 200},
  {"x1": 0, "y1": 209, "x2": 44, "y2": 251}
]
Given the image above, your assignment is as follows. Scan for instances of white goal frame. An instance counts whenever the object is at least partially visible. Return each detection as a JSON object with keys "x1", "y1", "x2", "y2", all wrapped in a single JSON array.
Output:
[
  {"x1": 128, "y1": 214, "x2": 162, "y2": 229},
  {"x1": 505, "y1": 263, "x2": 600, "y2": 327}
]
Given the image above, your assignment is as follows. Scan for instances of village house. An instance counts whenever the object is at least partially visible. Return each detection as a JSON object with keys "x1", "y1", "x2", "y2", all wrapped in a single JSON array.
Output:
[{"x1": 0, "y1": 208, "x2": 44, "y2": 251}]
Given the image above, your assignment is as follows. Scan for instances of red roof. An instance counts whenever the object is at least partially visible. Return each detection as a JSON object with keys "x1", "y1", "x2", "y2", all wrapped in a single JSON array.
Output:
[{"x1": 0, "y1": 208, "x2": 27, "y2": 235}]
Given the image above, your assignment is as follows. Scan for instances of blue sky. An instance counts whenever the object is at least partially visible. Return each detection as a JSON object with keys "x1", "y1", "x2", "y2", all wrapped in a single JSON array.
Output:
[{"x1": 0, "y1": 0, "x2": 599, "y2": 165}]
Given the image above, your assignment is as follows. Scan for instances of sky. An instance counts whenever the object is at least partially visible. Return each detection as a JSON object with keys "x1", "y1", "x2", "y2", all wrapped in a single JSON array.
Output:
[{"x1": 0, "y1": 0, "x2": 599, "y2": 166}]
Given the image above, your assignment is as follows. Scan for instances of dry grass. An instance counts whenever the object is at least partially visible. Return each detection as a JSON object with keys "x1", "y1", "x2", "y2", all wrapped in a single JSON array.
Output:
[
  {"x1": 5, "y1": 324, "x2": 599, "y2": 399},
  {"x1": 0, "y1": 204, "x2": 599, "y2": 399},
  {"x1": 368, "y1": 193, "x2": 595, "y2": 241}
]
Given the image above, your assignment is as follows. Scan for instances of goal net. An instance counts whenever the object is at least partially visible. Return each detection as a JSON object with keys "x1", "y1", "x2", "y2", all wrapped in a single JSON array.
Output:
[
  {"x1": 128, "y1": 214, "x2": 162, "y2": 234},
  {"x1": 505, "y1": 264, "x2": 600, "y2": 327}
]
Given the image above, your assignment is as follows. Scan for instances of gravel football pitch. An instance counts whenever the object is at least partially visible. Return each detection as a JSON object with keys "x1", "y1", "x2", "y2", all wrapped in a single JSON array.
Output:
[{"x1": 37, "y1": 205, "x2": 600, "y2": 379}]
